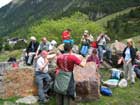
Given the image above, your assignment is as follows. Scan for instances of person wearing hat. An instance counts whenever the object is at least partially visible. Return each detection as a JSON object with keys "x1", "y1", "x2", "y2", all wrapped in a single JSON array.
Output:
[
  {"x1": 80, "y1": 30, "x2": 93, "y2": 56},
  {"x1": 25, "y1": 36, "x2": 39, "y2": 65},
  {"x1": 35, "y1": 50, "x2": 52, "y2": 103}
]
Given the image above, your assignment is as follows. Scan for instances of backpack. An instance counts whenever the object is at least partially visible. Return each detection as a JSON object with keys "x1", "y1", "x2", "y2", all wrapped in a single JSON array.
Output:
[
  {"x1": 91, "y1": 41, "x2": 98, "y2": 48},
  {"x1": 100, "y1": 86, "x2": 112, "y2": 96},
  {"x1": 111, "y1": 68, "x2": 123, "y2": 80},
  {"x1": 80, "y1": 45, "x2": 88, "y2": 56}
]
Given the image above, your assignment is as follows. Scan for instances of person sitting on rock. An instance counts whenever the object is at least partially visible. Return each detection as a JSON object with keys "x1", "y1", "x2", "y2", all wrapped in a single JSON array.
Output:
[
  {"x1": 80, "y1": 30, "x2": 91, "y2": 57},
  {"x1": 87, "y1": 49, "x2": 100, "y2": 68},
  {"x1": 62, "y1": 29, "x2": 74, "y2": 44},
  {"x1": 25, "y1": 36, "x2": 39, "y2": 65},
  {"x1": 35, "y1": 50, "x2": 52, "y2": 103},
  {"x1": 35, "y1": 37, "x2": 51, "y2": 58},
  {"x1": 96, "y1": 32, "x2": 112, "y2": 63}
]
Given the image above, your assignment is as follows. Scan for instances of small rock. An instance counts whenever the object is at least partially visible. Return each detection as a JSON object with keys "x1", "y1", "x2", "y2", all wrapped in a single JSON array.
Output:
[{"x1": 16, "y1": 96, "x2": 39, "y2": 104}]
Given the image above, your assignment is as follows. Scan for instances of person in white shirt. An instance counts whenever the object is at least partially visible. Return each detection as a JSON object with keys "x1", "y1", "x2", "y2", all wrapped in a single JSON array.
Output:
[
  {"x1": 96, "y1": 33, "x2": 112, "y2": 63},
  {"x1": 35, "y1": 50, "x2": 51, "y2": 103}
]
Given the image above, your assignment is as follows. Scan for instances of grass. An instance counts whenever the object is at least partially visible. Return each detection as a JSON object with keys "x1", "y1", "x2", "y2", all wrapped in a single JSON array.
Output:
[
  {"x1": 0, "y1": 50, "x2": 23, "y2": 62},
  {"x1": 95, "y1": 6, "x2": 139, "y2": 27}
]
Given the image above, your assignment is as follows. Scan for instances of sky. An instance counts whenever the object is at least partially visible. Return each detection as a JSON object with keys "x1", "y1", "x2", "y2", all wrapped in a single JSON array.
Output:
[{"x1": 0, "y1": 0, "x2": 12, "y2": 8}]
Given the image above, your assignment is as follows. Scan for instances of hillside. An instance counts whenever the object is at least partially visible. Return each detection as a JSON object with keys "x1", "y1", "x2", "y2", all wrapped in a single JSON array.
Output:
[
  {"x1": 106, "y1": 7, "x2": 140, "y2": 40},
  {"x1": 0, "y1": 0, "x2": 140, "y2": 37}
]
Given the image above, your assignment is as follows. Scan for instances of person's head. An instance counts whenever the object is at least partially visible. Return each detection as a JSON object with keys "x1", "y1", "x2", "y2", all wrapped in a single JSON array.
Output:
[
  {"x1": 42, "y1": 37, "x2": 47, "y2": 44},
  {"x1": 51, "y1": 40, "x2": 57, "y2": 46},
  {"x1": 41, "y1": 50, "x2": 48, "y2": 58},
  {"x1": 92, "y1": 49, "x2": 97, "y2": 56},
  {"x1": 84, "y1": 30, "x2": 89, "y2": 35},
  {"x1": 127, "y1": 39, "x2": 134, "y2": 47},
  {"x1": 64, "y1": 43, "x2": 73, "y2": 53},
  {"x1": 30, "y1": 36, "x2": 36, "y2": 42},
  {"x1": 67, "y1": 28, "x2": 72, "y2": 32},
  {"x1": 99, "y1": 32, "x2": 105, "y2": 37}
]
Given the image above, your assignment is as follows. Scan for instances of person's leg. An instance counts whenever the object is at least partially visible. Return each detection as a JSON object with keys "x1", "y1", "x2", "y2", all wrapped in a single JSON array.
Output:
[
  {"x1": 56, "y1": 94, "x2": 63, "y2": 105},
  {"x1": 123, "y1": 63, "x2": 129, "y2": 80},
  {"x1": 106, "y1": 47, "x2": 112, "y2": 60},
  {"x1": 128, "y1": 63, "x2": 135, "y2": 83},
  {"x1": 98, "y1": 45, "x2": 104, "y2": 62},
  {"x1": 43, "y1": 73, "x2": 52, "y2": 93},
  {"x1": 63, "y1": 95, "x2": 70, "y2": 105},
  {"x1": 35, "y1": 72, "x2": 46, "y2": 101}
]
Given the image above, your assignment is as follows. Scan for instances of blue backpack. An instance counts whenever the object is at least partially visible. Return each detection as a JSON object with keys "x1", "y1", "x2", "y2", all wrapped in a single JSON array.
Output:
[
  {"x1": 80, "y1": 45, "x2": 88, "y2": 56},
  {"x1": 100, "y1": 86, "x2": 112, "y2": 96}
]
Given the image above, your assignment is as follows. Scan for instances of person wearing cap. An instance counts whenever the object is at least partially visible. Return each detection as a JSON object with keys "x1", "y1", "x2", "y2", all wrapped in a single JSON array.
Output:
[
  {"x1": 35, "y1": 37, "x2": 51, "y2": 57},
  {"x1": 62, "y1": 29, "x2": 74, "y2": 44},
  {"x1": 80, "y1": 30, "x2": 93, "y2": 56},
  {"x1": 35, "y1": 50, "x2": 52, "y2": 103},
  {"x1": 25, "y1": 36, "x2": 39, "y2": 65}
]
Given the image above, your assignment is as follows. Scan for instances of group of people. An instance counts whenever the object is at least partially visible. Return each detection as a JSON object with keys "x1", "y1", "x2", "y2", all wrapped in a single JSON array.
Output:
[{"x1": 24, "y1": 29, "x2": 139, "y2": 105}]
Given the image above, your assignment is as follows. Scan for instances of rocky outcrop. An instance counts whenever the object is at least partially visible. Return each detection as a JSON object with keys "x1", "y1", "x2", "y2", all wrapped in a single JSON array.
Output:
[
  {"x1": 0, "y1": 68, "x2": 37, "y2": 98},
  {"x1": 73, "y1": 62, "x2": 100, "y2": 102}
]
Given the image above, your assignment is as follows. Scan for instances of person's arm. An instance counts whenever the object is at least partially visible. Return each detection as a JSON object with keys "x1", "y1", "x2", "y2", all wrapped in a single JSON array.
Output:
[
  {"x1": 73, "y1": 55, "x2": 86, "y2": 67},
  {"x1": 35, "y1": 45, "x2": 40, "y2": 58},
  {"x1": 79, "y1": 59, "x2": 86, "y2": 67},
  {"x1": 38, "y1": 57, "x2": 49, "y2": 71},
  {"x1": 105, "y1": 35, "x2": 111, "y2": 41}
]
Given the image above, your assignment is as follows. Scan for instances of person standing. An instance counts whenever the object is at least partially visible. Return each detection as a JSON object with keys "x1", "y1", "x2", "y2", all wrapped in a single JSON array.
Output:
[
  {"x1": 35, "y1": 50, "x2": 52, "y2": 103},
  {"x1": 96, "y1": 33, "x2": 112, "y2": 63},
  {"x1": 122, "y1": 39, "x2": 136, "y2": 84},
  {"x1": 55, "y1": 43, "x2": 86, "y2": 105}
]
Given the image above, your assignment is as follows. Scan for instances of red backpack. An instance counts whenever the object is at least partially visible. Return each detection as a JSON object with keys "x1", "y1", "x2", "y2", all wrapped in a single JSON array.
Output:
[{"x1": 91, "y1": 41, "x2": 98, "y2": 48}]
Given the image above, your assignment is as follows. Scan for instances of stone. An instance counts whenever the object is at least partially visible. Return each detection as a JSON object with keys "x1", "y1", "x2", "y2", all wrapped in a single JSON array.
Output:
[
  {"x1": 2, "y1": 68, "x2": 38, "y2": 98},
  {"x1": 16, "y1": 96, "x2": 38, "y2": 104},
  {"x1": 73, "y1": 62, "x2": 100, "y2": 102},
  {"x1": 110, "y1": 41, "x2": 126, "y2": 54}
]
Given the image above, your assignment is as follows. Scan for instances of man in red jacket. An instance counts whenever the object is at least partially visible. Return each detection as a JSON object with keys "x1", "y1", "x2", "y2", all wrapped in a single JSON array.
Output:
[{"x1": 62, "y1": 29, "x2": 74, "y2": 44}]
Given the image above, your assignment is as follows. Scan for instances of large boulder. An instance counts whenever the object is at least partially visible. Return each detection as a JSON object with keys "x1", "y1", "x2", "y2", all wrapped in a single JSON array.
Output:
[
  {"x1": 110, "y1": 40, "x2": 126, "y2": 54},
  {"x1": 73, "y1": 62, "x2": 100, "y2": 102},
  {"x1": 1, "y1": 68, "x2": 38, "y2": 98}
]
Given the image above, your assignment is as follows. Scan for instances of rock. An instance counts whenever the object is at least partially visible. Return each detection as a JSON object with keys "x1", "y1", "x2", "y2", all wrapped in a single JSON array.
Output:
[
  {"x1": 110, "y1": 41, "x2": 126, "y2": 54},
  {"x1": 16, "y1": 96, "x2": 38, "y2": 104},
  {"x1": 2, "y1": 68, "x2": 38, "y2": 98},
  {"x1": 73, "y1": 62, "x2": 100, "y2": 102}
]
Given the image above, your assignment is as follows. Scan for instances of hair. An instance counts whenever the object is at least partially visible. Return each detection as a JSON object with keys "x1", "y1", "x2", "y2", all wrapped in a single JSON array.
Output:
[
  {"x1": 127, "y1": 38, "x2": 135, "y2": 48},
  {"x1": 92, "y1": 49, "x2": 97, "y2": 54},
  {"x1": 42, "y1": 37, "x2": 47, "y2": 41},
  {"x1": 64, "y1": 43, "x2": 73, "y2": 52},
  {"x1": 67, "y1": 29, "x2": 72, "y2": 32}
]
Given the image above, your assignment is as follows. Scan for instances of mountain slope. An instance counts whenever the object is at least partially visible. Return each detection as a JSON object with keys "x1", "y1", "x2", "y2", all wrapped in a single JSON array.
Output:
[
  {"x1": 106, "y1": 7, "x2": 140, "y2": 40},
  {"x1": 0, "y1": 0, "x2": 140, "y2": 37}
]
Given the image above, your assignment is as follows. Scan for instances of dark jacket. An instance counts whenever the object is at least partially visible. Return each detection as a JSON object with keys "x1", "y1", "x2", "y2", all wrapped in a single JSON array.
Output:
[
  {"x1": 26, "y1": 41, "x2": 39, "y2": 53},
  {"x1": 122, "y1": 46, "x2": 136, "y2": 64}
]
